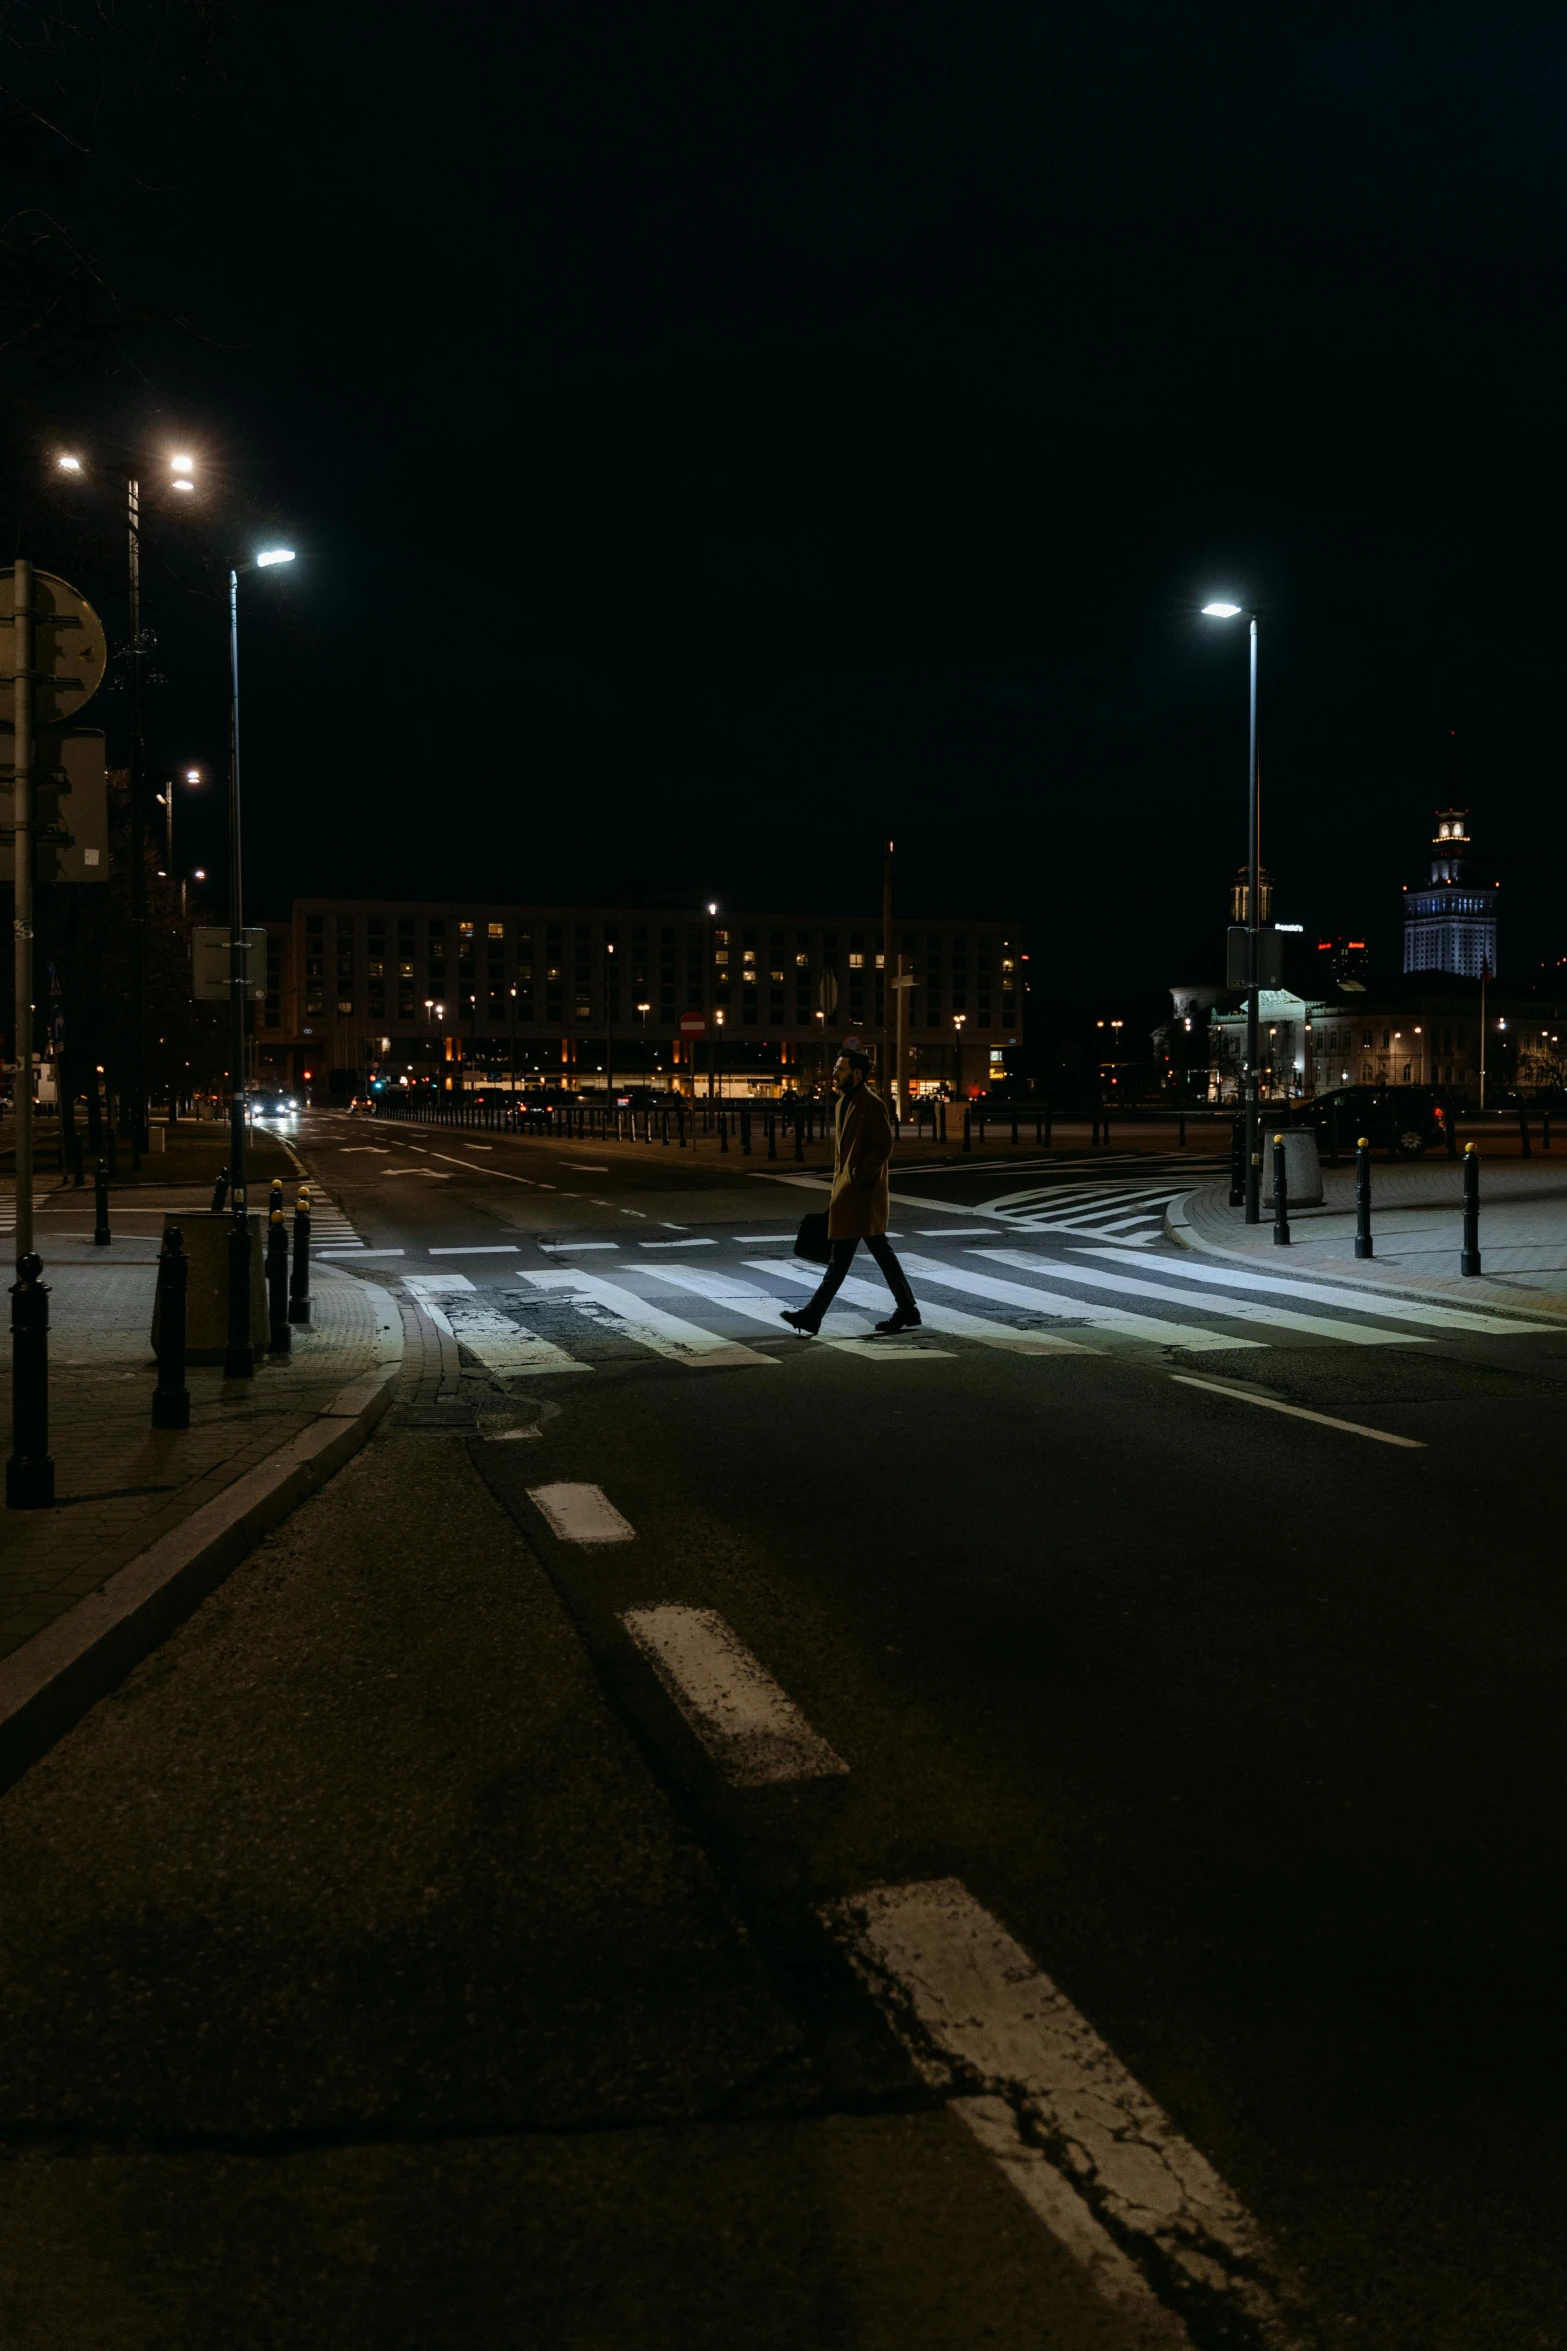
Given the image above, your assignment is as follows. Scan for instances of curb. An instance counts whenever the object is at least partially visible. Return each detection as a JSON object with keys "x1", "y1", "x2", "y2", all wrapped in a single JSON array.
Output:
[
  {"x1": 1164, "y1": 1188, "x2": 1567, "y2": 1325},
  {"x1": 0, "y1": 1303, "x2": 403, "y2": 1796}
]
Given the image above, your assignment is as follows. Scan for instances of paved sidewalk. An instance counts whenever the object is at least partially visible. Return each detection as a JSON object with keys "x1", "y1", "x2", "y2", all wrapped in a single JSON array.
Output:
[
  {"x1": 0, "y1": 1248, "x2": 401, "y2": 1667},
  {"x1": 1172, "y1": 1156, "x2": 1567, "y2": 1316}
]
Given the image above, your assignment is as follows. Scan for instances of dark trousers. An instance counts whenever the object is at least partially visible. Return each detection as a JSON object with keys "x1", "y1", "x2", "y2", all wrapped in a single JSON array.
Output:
[{"x1": 804, "y1": 1233, "x2": 918, "y2": 1323}]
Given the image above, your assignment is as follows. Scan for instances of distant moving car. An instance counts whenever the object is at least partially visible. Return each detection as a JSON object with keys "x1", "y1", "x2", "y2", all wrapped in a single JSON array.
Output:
[
  {"x1": 1291, "y1": 1085, "x2": 1450, "y2": 1159},
  {"x1": 251, "y1": 1090, "x2": 300, "y2": 1119}
]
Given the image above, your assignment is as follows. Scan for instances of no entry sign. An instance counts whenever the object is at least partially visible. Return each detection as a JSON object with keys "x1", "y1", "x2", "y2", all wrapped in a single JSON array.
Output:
[{"x1": 679, "y1": 1011, "x2": 707, "y2": 1038}]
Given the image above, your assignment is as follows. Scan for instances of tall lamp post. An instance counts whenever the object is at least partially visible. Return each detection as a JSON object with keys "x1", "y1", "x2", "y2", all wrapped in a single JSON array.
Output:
[
  {"x1": 58, "y1": 449, "x2": 198, "y2": 1157},
  {"x1": 1202, "y1": 600, "x2": 1262, "y2": 1222},
  {"x1": 224, "y1": 547, "x2": 295, "y2": 1377}
]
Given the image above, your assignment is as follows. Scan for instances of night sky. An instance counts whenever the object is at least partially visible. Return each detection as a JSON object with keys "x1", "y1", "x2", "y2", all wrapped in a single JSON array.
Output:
[{"x1": 5, "y1": 2, "x2": 1566, "y2": 997}]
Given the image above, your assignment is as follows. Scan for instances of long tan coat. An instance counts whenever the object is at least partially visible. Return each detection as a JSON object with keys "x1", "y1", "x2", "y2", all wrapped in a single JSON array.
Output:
[{"x1": 827, "y1": 1081, "x2": 893, "y2": 1239}]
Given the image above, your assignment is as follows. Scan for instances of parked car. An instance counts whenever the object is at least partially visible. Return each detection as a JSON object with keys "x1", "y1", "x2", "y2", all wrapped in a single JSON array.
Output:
[{"x1": 1291, "y1": 1085, "x2": 1451, "y2": 1159}]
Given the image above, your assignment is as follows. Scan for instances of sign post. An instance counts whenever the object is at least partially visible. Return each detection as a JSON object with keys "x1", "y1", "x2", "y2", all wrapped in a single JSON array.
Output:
[
  {"x1": 678, "y1": 1008, "x2": 706, "y2": 1100},
  {"x1": 1, "y1": 562, "x2": 106, "y2": 1507}
]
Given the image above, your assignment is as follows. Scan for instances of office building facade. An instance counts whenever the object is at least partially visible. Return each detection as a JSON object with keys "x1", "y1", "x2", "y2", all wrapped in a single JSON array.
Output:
[{"x1": 256, "y1": 900, "x2": 1024, "y2": 1097}]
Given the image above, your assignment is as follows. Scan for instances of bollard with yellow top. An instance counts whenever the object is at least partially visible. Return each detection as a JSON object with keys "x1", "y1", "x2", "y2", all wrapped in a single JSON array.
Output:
[
  {"x1": 289, "y1": 1183, "x2": 312, "y2": 1326},
  {"x1": 1461, "y1": 1141, "x2": 1481, "y2": 1277}
]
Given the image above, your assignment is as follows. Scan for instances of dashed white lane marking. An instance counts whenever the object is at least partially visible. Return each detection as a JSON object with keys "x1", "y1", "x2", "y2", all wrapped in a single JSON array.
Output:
[
  {"x1": 622, "y1": 1605, "x2": 848, "y2": 1785},
  {"x1": 915, "y1": 1227, "x2": 1000, "y2": 1237},
  {"x1": 1078, "y1": 1246, "x2": 1558, "y2": 1333},
  {"x1": 732, "y1": 1232, "x2": 792, "y2": 1241},
  {"x1": 559, "y1": 1162, "x2": 609, "y2": 1171},
  {"x1": 429, "y1": 1244, "x2": 519, "y2": 1255},
  {"x1": 1170, "y1": 1375, "x2": 1425, "y2": 1447},
  {"x1": 826, "y1": 1879, "x2": 1303, "y2": 2349},
  {"x1": 382, "y1": 1167, "x2": 451, "y2": 1178},
  {"x1": 755, "y1": 1258, "x2": 1091, "y2": 1356},
  {"x1": 528, "y1": 1482, "x2": 636, "y2": 1541},
  {"x1": 639, "y1": 1237, "x2": 716, "y2": 1248},
  {"x1": 427, "y1": 1150, "x2": 540, "y2": 1184},
  {"x1": 316, "y1": 1247, "x2": 405, "y2": 1258},
  {"x1": 980, "y1": 1251, "x2": 1429, "y2": 1348},
  {"x1": 899, "y1": 1254, "x2": 1263, "y2": 1353},
  {"x1": 538, "y1": 1240, "x2": 619, "y2": 1252},
  {"x1": 521, "y1": 1267, "x2": 777, "y2": 1367},
  {"x1": 642, "y1": 1262, "x2": 946, "y2": 1358}
]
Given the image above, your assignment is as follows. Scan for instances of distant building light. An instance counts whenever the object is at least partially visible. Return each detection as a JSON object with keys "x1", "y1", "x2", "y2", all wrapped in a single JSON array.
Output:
[{"x1": 1275, "y1": 922, "x2": 1303, "y2": 933}]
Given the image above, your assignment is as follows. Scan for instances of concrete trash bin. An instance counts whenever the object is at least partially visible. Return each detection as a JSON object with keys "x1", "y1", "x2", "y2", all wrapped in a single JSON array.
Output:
[
  {"x1": 151, "y1": 1213, "x2": 268, "y2": 1364},
  {"x1": 1275, "y1": 1128, "x2": 1323, "y2": 1208}
]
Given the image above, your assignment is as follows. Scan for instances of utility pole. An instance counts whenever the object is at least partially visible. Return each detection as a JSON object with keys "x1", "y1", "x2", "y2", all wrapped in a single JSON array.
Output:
[
  {"x1": 225, "y1": 570, "x2": 251, "y2": 1377},
  {"x1": 1244, "y1": 614, "x2": 1261, "y2": 1222},
  {"x1": 12, "y1": 561, "x2": 35, "y2": 1268},
  {"x1": 881, "y1": 836, "x2": 894, "y2": 1105},
  {"x1": 126, "y1": 478, "x2": 147, "y2": 1162}
]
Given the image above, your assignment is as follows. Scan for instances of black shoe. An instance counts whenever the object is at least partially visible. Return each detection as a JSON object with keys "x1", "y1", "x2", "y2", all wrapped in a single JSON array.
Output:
[
  {"x1": 874, "y1": 1309, "x2": 922, "y2": 1334},
  {"x1": 781, "y1": 1308, "x2": 820, "y2": 1336}
]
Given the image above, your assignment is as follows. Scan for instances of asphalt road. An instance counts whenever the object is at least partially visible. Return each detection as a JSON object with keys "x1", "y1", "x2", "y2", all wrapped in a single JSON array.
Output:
[{"x1": 2, "y1": 1105, "x2": 1563, "y2": 2349}]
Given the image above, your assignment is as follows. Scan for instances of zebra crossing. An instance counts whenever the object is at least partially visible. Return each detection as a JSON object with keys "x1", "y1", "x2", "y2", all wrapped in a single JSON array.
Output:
[
  {"x1": 302, "y1": 1191, "x2": 365, "y2": 1251},
  {"x1": 399, "y1": 1236, "x2": 1553, "y2": 1378}
]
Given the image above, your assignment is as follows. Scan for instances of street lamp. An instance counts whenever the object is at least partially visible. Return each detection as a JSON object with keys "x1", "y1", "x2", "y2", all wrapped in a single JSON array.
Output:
[
  {"x1": 57, "y1": 446, "x2": 200, "y2": 1158},
  {"x1": 953, "y1": 1011, "x2": 966, "y2": 1097},
  {"x1": 223, "y1": 545, "x2": 295, "y2": 1377},
  {"x1": 1202, "y1": 598, "x2": 1262, "y2": 1222}
]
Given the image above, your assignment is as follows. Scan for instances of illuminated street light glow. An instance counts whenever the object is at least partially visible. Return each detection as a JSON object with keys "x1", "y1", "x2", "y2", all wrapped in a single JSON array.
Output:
[
  {"x1": 185, "y1": 768, "x2": 201, "y2": 783},
  {"x1": 170, "y1": 455, "x2": 194, "y2": 473},
  {"x1": 256, "y1": 547, "x2": 295, "y2": 567},
  {"x1": 1202, "y1": 601, "x2": 1243, "y2": 618},
  {"x1": 172, "y1": 479, "x2": 194, "y2": 494},
  {"x1": 56, "y1": 455, "x2": 82, "y2": 473}
]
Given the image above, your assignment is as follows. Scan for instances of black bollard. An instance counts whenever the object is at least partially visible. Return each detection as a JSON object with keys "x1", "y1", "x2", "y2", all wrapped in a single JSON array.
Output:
[
  {"x1": 289, "y1": 1185, "x2": 312, "y2": 1325},
  {"x1": 267, "y1": 1209, "x2": 291, "y2": 1354},
  {"x1": 1461, "y1": 1142, "x2": 1481, "y2": 1275},
  {"x1": 7, "y1": 1254, "x2": 54, "y2": 1508},
  {"x1": 962, "y1": 1108, "x2": 972, "y2": 1153},
  {"x1": 1229, "y1": 1117, "x2": 1245, "y2": 1208},
  {"x1": 939, "y1": 1101, "x2": 947, "y2": 1145},
  {"x1": 662, "y1": 1109, "x2": 670, "y2": 1146},
  {"x1": 678, "y1": 1101, "x2": 687, "y2": 1148},
  {"x1": 1272, "y1": 1132, "x2": 1291, "y2": 1246},
  {"x1": 1355, "y1": 1136, "x2": 1374, "y2": 1259},
  {"x1": 225, "y1": 1214, "x2": 254, "y2": 1380},
  {"x1": 1518, "y1": 1104, "x2": 1532, "y2": 1158},
  {"x1": 152, "y1": 1226, "x2": 191, "y2": 1429},
  {"x1": 211, "y1": 1164, "x2": 229, "y2": 1213},
  {"x1": 94, "y1": 1157, "x2": 111, "y2": 1246}
]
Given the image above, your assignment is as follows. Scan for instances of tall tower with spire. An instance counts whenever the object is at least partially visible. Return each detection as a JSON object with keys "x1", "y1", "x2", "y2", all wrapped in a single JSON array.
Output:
[{"x1": 1403, "y1": 808, "x2": 1498, "y2": 977}]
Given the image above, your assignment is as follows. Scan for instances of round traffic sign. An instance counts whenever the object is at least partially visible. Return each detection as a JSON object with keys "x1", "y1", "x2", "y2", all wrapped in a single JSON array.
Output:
[
  {"x1": 679, "y1": 1010, "x2": 707, "y2": 1038},
  {"x1": 0, "y1": 568, "x2": 107, "y2": 726}
]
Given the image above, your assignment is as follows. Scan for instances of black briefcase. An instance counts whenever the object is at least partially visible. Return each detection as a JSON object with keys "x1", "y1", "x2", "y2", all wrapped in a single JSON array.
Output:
[{"x1": 794, "y1": 1209, "x2": 830, "y2": 1264}]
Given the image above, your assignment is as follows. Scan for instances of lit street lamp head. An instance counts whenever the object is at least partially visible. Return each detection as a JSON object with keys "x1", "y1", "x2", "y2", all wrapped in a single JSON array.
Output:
[
  {"x1": 1202, "y1": 601, "x2": 1244, "y2": 618},
  {"x1": 56, "y1": 454, "x2": 82, "y2": 473},
  {"x1": 256, "y1": 548, "x2": 295, "y2": 567}
]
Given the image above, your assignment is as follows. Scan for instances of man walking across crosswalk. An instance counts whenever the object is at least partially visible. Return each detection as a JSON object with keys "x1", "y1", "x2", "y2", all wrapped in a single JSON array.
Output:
[{"x1": 782, "y1": 1043, "x2": 922, "y2": 1337}]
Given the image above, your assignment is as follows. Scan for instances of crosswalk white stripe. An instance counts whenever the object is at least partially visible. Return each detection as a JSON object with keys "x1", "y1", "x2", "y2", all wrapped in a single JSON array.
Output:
[
  {"x1": 751, "y1": 1259, "x2": 1095, "y2": 1356},
  {"x1": 437, "y1": 1295, "x2": 592, "y2": 1377},
  {"x1": 1075, "y1": 1247, "x2": 1557, "y2": 1334},
  {"x1": 521, "y1": 1267, "x2": 776, "y2": 1367},
  {"x1": 976, "y1": 1252, "x2": 1430, "y2": 1347},
  {"x1": 643, "y1": 1262, "x2": 949, "y2": 1358},
  {"x1": 898, "y1": 1253, "x2": 1263, "y2": 1352}
]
